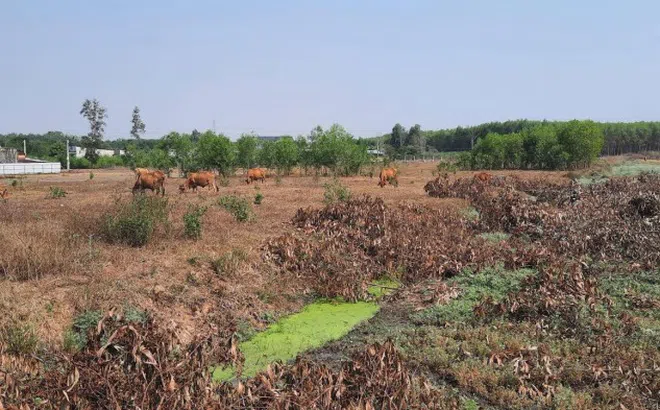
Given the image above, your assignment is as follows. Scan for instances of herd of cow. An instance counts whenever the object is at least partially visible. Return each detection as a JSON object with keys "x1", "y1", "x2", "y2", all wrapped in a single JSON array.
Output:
[{"x1": 131, "y1": 166, "x2": 400, "y2": 196}]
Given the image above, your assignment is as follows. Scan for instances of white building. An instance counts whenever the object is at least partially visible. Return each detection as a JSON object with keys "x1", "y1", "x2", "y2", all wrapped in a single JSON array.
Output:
[{"x1": 69, "y1": 146, "x2": 125, "y2": 158}]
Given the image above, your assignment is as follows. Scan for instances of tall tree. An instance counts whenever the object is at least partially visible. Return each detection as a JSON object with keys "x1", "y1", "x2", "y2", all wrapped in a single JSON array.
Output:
[
  {"x1": 130, "y1": 106, "x2": 146, "y2": 140},
  {"x1": 236, "y1": 132, "x2": 259, "y2": 169},
  {"x1": 197, "y1": 131, "x2": 236, "y2": 176},
  {"x1": 79, "y1": 99, "x2": 107, "y2": 163},
  {"x1": 389, "y1": 123, "x2": 407, "y2": 149}
]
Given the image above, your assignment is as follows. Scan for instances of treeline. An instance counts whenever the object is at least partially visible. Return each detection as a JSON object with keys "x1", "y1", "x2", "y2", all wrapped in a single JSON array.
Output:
[
  {"x1": 0, "y1": 125, "x2": 373, "y2": 175},
  {"x1": 380, "y1": 120, "x2": 660, "y2": 157},
  {"x1": 456, "y1": 120, "x2": 604, "y2": 170}
]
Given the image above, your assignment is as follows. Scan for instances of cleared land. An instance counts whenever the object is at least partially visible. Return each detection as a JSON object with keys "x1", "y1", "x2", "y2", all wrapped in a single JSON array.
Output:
[{"x1": 1, "y1": 159, "x2": 659, "y2": 409}]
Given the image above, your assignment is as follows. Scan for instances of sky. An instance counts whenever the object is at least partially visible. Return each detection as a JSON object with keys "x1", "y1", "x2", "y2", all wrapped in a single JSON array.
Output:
[{"x1": 1, "y1": 0, "x2": 659, "y2": 139}]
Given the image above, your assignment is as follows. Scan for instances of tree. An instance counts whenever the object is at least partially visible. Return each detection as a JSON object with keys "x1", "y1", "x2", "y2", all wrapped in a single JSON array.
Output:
[
  {"x1": 258, "y1": 140, "x2": 277, "y2": 169},
  {"x1": 273, "y1": 136, "x2": 299, "y2": 174},
  {"x1": 389, "y1": 123, "x2": 407, "y2": 149},
  {"x1": 130, "y1": 106, "x2": 146, "y2": 139},
  {"x1": 159, "y1": 132, "x2": 193, "y2": 175},
  {"x1": 408, "y1": 124, "x2": 424, "y2": 155},
  {"x1": 557, "y1": 120, "x2": 604, "y2": 168},
  {"x1": 80, "y1": 99, "x2": 107, "y2": 163},
  {"x1": 197, "y1": 131, "x2": 236, "y2": 176},
  {"x1": 236, "y1": 133, "x2": 259, "y2": 169}
]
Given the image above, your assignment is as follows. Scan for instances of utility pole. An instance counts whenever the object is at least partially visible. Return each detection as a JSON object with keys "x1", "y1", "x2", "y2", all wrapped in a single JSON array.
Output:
[
  {"x1": 23, "y1": 140, "x2": 26, "y2": 156},
  {"x1": 66, "y1": 139, "x2": 70, "y2": 171},
  {"x1": 213, "y1": 119, "x2": 216, "y2": 134}
]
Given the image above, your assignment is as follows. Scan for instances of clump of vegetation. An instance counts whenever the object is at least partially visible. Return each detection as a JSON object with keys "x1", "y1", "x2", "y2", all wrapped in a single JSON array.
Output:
[
  {"x1": 211, "y1": 249, "x2": 248, "y2": 276},
  {"x1": 2, "y1": 323, "x2": 39, "y2": 355},
  {"x1": 48, "y1": 186, "x2": 66, "y2": 198},
  {"x1": 254, "y1": 192, "x2": 264, "y2": 205},
  {"x1": 100, "y1": 195, "x2": 169, "y2": 247},
  {"x1": 219, "y1": 176, "x2": 230, "y2": 187},
  {"x1": 219, "y1": 195, "x2": 254, "y2": 222},
  {"x1": 411, "y1": 266, "x2": 534, "y2": 325},
  {"x1": 63, "y1": 310, "x2": 102, "y2": 352},
  {"x1": 436, "y1": 159, "x2": 458, "y2": 174},
  {"x1": 89, "y1": 171, "x2": 95, "y2": 180},
  {"x1": 183, "y1": 204, "x2": 207, "y2": 239},
  {"x1": 323, "y1": 178, "x2": 351, "y2": 204}
]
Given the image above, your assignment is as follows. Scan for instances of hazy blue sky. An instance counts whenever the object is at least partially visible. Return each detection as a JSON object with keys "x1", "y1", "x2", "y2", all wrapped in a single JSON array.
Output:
[{"x1": 1, "y1": 1, "x2": 659, "y2": 139}]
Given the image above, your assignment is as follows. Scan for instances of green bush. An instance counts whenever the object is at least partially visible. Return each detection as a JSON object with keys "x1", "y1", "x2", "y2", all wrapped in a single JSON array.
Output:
[
  {"x1": 70, "y1": 157, "x2": 92, "y2": 169},
  {"x1": 183, "y1": 204, "x2": 207, "y2": 239},
  {"x1": 254, "y1": 192, "x2": 264, "y2": 205},
  {"x1": 89, "y1": 171, "x2": 94, "y2": 180},
  {"x1": 219, "y1": 195, "x2": 254, "y2": 222},
  {"x1": 94, "y1": 155, "x2": 125, "y2": 168},
  {"x1": 48, "y1": 186, "x2": 66, "y2": 198},
  {"x1": 100, "y1": 195, "x2": 169, "y2": 247},
  {"x1": 323, "y1": 179, "x2": 352, "y2": 204}
]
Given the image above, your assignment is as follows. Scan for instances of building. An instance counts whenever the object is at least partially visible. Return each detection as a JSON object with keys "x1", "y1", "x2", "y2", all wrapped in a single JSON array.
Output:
[
  {"x1": 258, "y1": 136, "x2": 284, "y2": 143},
  {"x1": 69, "y1": 146, "x2": 125, "y2": 158},
  {"x1": 0, "y1": 147, "x2": 61, "y2": 175},
  {"x1": 367, "y1": 149, "x2": 385, "y2": 157},
  {"x1": 0, "y1": 148, "x2": 18, "y2": 163}
]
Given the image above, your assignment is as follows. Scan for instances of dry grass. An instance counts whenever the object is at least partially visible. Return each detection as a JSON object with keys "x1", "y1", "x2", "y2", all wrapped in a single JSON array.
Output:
[{"x1": 0, "y1": 163, "x2": 569, "y2": 347}]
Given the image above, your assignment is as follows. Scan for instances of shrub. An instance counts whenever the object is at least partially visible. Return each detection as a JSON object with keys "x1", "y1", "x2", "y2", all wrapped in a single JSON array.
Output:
[
  {"x1": 211, "y1": 249, "x2": 248, "y2": 276},
  {"x1": 219, "y1": 195, "x2": 254, "y2": 222},
  {"x1": 94, "y1": 155, "x2": 125, "y2": 169},
  {"x1": 2, "y1": 323, "x2": 39, "y2": 355},
  {"x1": 48, "y1": 186, "x2": 66, "y2": 198},
  {"x1": 100, "y1": 195, "x2": 169, "y2": 247},
  {"x1": 254, "y1": 192, "x2": 264, "y2": 205},
  {"x1": 183, "y1": 204, "x2": 207, "y2": 240},
  {"x1": 89, "y1": 171, "x2": 94, "y2": 180},
  {"x1": 64, "y1": 310, "x2": 103, "y2": 352},
  {"x1": 323, "y1": 179, "x2": 352, "y2": 204}
]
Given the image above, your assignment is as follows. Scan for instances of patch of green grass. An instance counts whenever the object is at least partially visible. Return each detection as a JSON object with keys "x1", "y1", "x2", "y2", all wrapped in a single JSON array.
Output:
[
  {"x1": 367, "y1": 278, "x2": 401, "y2": 298},
  {"x1": 479, "y1": 232, "x2": 510, "y2": 242},
  {"x1": 213, "y1": 301, "x2": 379, "y2": 381},
  {"x1": 254, "y1": 192, "x2": 264, "y2": 205},
  {"x1": 461, "y1": 207, "x2": 480, "y2": 221},
  {"x1": 64, "y1": 310, "x2": 103, "y2": 352},
  {"x1": 611, "y1": 162, "x2": 660, "y2": 176},
  {"x1": 411, "y1": 266, "x2": 535, "y2": 325}
]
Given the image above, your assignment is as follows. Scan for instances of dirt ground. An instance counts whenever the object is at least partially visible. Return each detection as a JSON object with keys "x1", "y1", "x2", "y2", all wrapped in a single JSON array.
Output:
[{"x1": 0, "y1": 163, "x2": 570, "y2": 347}]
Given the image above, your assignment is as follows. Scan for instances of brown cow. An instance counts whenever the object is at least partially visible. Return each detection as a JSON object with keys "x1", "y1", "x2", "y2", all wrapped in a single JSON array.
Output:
[
  {"x1": 133, "y1": 171, "x2": 166, "y2": 196},
  {"x1": 180, "y1": 171, "x2": 219, "y2": 193},
  {"x1": 245, "y1": 168, "x2": 266, "y2": 184},
  {"x1": 378, "y1": 167, "x2": 398, "y2": 188},
  {"x1": 473, "y1": 172, "x2": 493, "y2": 183}
]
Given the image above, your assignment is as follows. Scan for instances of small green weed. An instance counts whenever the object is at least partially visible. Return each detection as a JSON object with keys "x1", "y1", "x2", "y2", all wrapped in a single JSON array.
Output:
[
  {"x1": 123, "y1": 305, "x2": 149, "y2": 325},
  {"x1": 2, "y1": 323, "x2": 39, "y2": 355},
  {"x1": 219, "y1": 195, "x2": 254, "y2": 222},
  {"x1": 183, "y1": 204, "x2": 207, "y2": 240},
  {"x1": 89, "y1": 171, "x2": 94, "y2": 180},
  {"x1": 479, "y1": 232, "x2": 510, "y2": 242},
  {"x1": 323, "y1": 179, "x2": 351, "y2": 204},
  {"x1": 254, "y1": 192, "x2": 264, "y2": 205},
  {"x1": 48, "y1": 186, "x2": 66, "y2": 198},
  {"x1": 461, "y1": 207, "x2": 480, "y2": 221}
]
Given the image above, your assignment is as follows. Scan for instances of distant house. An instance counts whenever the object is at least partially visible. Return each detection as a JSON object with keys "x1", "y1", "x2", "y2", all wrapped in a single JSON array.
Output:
[
  {"x1": 258, "y1": 136, "x2": 284, "y2": 143},
  {"x1": 69, "y1": 146, "x2": 125, "y2": 158}
]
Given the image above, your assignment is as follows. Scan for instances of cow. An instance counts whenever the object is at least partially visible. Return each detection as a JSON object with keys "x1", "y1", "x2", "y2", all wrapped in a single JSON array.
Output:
[
  {"x1": 132, "y1": 170, "x2": 166, "y2": 196},
  {"x1": 473, "y1": 172, "x2": 493, "y2": 183},
  {"x1": 378, "y1": 167, "x2": 398, "y2": 188},
  {"x1": 245, "y1": 168, "x2": 266, "y2": 184},
  {"x1": 180, "y1": 171, "x2": 219, "y2": 193}
]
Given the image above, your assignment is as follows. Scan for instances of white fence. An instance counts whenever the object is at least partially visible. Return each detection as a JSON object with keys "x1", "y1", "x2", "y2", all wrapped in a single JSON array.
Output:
[{"x1": 0, "y1": 162, "x2": 61, "y2": 175}]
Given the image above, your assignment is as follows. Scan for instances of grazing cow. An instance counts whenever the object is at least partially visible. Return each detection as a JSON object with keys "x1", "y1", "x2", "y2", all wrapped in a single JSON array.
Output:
[
  {"x1": 135, "y1": 167, "x2": 150, "y2": 177},
  {"x1": 473, "y1": 172, "x2": 493, "y2": 183},
  {"x1": 133, "y1": 171, "x2": 166, "y2": 196},
  {"x1": 245, "y1": 168, "x2": 266, "y2": 184},
  {"x1": 180, "y1": 171, "x2": 219, "y2": 193},
  {"x1": 378, "y1": 167, "x2": 398, "y2": 188}
]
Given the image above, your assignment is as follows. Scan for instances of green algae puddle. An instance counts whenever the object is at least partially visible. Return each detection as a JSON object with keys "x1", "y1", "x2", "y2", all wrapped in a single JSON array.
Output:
[{"x1": 213, "y1": 301, "x2": 379, "y2": 382}]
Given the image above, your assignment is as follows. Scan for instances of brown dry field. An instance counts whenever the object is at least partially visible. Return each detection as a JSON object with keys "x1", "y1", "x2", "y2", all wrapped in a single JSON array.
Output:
[{"x1": 0, "y1": 162, "x2": 571, "y2": 347}]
